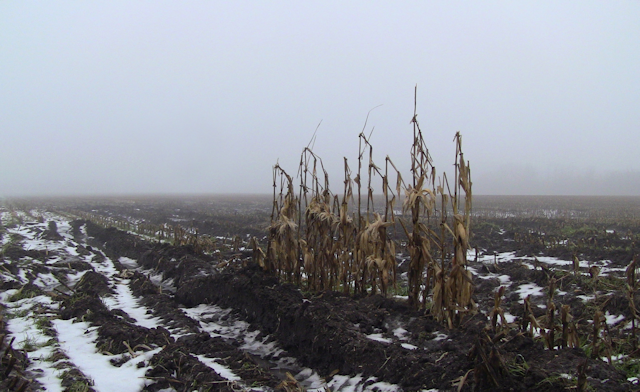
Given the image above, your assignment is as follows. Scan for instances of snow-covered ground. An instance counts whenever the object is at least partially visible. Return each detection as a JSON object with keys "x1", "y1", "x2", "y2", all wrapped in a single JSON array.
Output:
[
  {"x1": 0, "y1": 210, "x2": 413, "y2": 391},
  {"x1": 1, "y1": 208, "x2": 636, "y2": 390}
]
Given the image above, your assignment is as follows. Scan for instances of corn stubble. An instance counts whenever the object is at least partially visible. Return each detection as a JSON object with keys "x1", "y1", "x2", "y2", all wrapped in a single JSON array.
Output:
[{"x1": 261, "y1": 90, "x2": 475, "y2": 327}]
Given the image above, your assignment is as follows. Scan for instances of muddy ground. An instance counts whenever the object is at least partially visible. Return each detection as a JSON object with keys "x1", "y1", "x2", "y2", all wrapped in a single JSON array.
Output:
[
  {"x1": 82, "y1": 219, "x2": 636, "y2": 391},
  {"x1": 1, "y1": 196, "x2": 639, "y2": 391}
]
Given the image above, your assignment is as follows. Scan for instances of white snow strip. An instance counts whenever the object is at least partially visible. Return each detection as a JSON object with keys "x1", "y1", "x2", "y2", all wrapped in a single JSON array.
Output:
[
  {"x1": 183, "y1": 304, "x2": 285, "y2": 358},
  {"x1": 0, "y1": 289, "x2": 19, "y2": 303},
  {"x1": 28, "y1": 351, "x2": 64, "y2": 392},
  {"x1": 366, "y1": 381, "x2": 402, "y2": 392},
  {"x1": 433, "y1": 333, "x2": 448, "y2": 341},
  {"x1": 503, "y1": 312, "x2": 516, "y2": 324},
  {"x1": 17, "y1": 269, "x2": 28, "y2": 283},
  {"x1": 66, "y1": 270, "x2": 90, "y2": 288},
  {"x1": 393, "y1": 327, "x2": 408, "y2": 340},
  {"x1": 533, "y1": 256, "x2": 572, "y2": 267},
  {"x1": 65, "y1": 245, "x2": 79, "y2": 256},
  {"x1": 605, "y1": 311, "x2": 625, "y2": 326},
  {"x1": 87, "y1": 255, "x2": 118, "y2": 277},
  {"x1": 401, "y1": 343, "x2": 418, "y2": 350},
  {"x1": 102, "y1": 279, "x2": 162, "y2": 329},
  {"x1": 8, "y1": 317, "x2": 53, "y2": 351},
  {"x1": 323, "y1": 375, "x2": 401, "y2": 392},
  {"x1": 607, "y1": 354, "x2": 626, "y2": 362},
  {"x1": 600, "y1": 266, "x2": 627, "y2": 276},
  {"x1": 326, "y1": 374, "x2": 364, "y2": 392},
  {"x1": 516, "y1": 283, "x2": 544, "y2": 300},
  {"x1": 366, "y1": 333, "x2": 392, "y2": 344},
  {"x1": 119, "y1": 257, "x2": 138, "y2": 269},
  {"x1": 53, "y1": 319, "x2": 160, "y2": 392},
  {"x1": 33, "y1": 272, "x2": 60, "y2": 291},
  {"x1": 241, "y1": 330, "x2": 285, "y2": 358},
  {"x1": 497, "y1": 275, "x2": 511, "y2": 285},
  {"x1": 146, "y1": 271, "x2": 176, "y2": 293},
  {"x1": 470, "y1": 251, "x2": 517, "y2": 264},
  {"x1": 4, "y1": 295, "x2": 63, "y2": 392},
  {"x1": 322, "y1": 375, "x2": 402, "y2": 392},
  {"x1": 195, "y1": 354, "x2": 241, "y2": 381}
]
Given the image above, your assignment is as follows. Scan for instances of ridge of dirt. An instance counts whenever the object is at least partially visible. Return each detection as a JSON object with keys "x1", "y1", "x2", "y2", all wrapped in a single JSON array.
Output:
[
  {"x1": 41, "y1": 221, "x2": 64, "y2": 242},
  {"x1": 144, "y1": 342, "x2": 232, "y2": 391},
  {"x1": 128, "y1": 271, "x2": 202, "y2": 334},
  {"x1": 60, "y1": 280, "x2": 175, "y2": 356}
]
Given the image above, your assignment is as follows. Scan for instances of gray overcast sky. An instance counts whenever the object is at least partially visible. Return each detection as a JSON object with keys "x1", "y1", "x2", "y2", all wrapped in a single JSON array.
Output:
[{"x1": 2, "y1": 1, "x2": 639, "y2": 196}]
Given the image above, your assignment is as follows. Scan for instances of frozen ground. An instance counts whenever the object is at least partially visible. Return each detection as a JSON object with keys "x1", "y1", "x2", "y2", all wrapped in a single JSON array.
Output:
[
  {"x1": 0, "y1": 211, "x2": 413, "y2": 391},
  {"x1": 0, "y1": 206, "x2": 637, "y2": 391}
]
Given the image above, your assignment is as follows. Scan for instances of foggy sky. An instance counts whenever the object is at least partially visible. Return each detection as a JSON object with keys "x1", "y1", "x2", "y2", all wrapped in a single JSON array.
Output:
[{"x1": 1, "y1": 1, "x2": 639, "y2": 197}]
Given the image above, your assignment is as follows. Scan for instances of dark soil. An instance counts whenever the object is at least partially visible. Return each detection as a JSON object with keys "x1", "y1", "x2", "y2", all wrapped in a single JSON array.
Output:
[
  {"x1": 4, "y1": 196, "x2": 638, "y2": 392},
  {"x1": 41, "y1": 221, "x2": 63, "y2": 241},
  {"x1": 80, "y1": 219, "x2": 633, "y2": 392},
  {"x1": 0, "y1": 327, "x2": 33, "y2": 391}
]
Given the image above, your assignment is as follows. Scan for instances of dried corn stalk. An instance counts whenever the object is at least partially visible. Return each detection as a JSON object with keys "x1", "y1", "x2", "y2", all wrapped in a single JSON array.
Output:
[
  {"x1": 489, "y1": 286, "x2": 508, "y2": 332},
  {"x1": 261, "y1": 88, "x2": 474, "y2": 327}
]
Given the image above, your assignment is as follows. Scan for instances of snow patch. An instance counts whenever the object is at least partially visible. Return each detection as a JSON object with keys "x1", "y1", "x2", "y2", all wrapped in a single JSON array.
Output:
[
  {"x1": 516, "y1": 283, "x2": 544, "y2": 300},
  {"x1": 195, "y1": 354, "x2": 241, "y2": 381},
  {"x1": 366, "y1": 333, "x2": 392, "y2": 344},
  {"x1": 53, "y1": 319, "x2": 160, "y2": 392}
]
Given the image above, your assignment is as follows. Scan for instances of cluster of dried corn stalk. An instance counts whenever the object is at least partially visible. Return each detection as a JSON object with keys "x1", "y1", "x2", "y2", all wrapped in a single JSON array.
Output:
[{"x1": 263, "y1": 90, "x2": 475, "y2": 326}]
